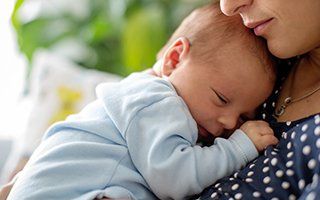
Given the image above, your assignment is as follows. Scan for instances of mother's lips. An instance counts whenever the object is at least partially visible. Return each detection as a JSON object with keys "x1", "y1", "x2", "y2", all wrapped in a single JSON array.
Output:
[
  {"x1": 245, "y1": 18, "x2": 273, "y2": 29},
  {"x1": 244, "y1": 18, "x2": 273, "y2": 36}
]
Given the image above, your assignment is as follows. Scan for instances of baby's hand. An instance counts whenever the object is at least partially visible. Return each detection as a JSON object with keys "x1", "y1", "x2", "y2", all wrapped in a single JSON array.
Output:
[{"x1": 240, "y1": 120, "x2": 278, "y2": 152}]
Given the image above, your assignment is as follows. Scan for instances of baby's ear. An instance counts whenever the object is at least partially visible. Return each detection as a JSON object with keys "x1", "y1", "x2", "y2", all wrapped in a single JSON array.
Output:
[{"x1": 161, "y1": 37, "x2": 190, "y2": 77}]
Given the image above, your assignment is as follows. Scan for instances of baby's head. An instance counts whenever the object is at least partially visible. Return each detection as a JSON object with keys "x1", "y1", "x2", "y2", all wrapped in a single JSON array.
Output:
[{"x1": 157, "y1": 3, "x2": 276, "y2": 138}]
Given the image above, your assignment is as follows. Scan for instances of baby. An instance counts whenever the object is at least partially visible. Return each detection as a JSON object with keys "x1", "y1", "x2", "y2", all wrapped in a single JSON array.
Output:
[{"x1": 8, "y1": 3, "x2": 278, "y2": 200}]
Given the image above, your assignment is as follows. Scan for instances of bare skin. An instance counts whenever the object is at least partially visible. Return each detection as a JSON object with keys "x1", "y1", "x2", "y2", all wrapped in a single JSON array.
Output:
[
  {"x1": 0, "y1": 180, "x2": 14, "y2": 200},
  {"x1": 219, "y1": 0, "x2": 320, "y2": 122},
  {"x1": 276, "y1": 49, "x2": 320, "y2": 122}
]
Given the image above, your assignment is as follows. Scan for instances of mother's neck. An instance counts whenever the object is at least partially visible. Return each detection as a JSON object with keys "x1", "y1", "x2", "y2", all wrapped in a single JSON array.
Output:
[
  {"x1": 297, "y1": 47, "x2": 320, "y2": 87},
  {"x1": 275, "y1": 47, "x2": 320, "y2": 122},
  {"x1": 306, "y1": 46, "x2": 320, "y2": 71}
]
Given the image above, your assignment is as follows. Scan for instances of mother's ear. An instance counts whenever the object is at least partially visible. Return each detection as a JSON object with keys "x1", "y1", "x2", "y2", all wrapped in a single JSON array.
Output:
[{"x1": 161, "y1": 37, "x2": 191, "y2": 77}]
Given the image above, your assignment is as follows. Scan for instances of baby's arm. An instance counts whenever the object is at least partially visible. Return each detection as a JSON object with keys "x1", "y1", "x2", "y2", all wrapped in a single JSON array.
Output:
[
  {"x1": 125, "y1": 96, "x2": 267, "y2": 199},
  {"x1": 7, "y1": 101, "x2": 124, "y2": 200}
]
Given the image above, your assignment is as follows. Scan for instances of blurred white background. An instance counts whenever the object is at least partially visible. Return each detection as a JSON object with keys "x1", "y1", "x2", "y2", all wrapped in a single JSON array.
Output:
[{"x1": 0, "y1": 0, "x2": 28, "y2": 140}]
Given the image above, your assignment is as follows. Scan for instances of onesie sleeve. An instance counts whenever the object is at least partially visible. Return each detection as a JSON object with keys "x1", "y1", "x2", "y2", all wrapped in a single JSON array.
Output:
[
  {"x1": 125, "y1": 96, "x2": 258, "y2": 199},
  {"x1": 7, "y1": 101, "x2": 127, "y2": 200}
]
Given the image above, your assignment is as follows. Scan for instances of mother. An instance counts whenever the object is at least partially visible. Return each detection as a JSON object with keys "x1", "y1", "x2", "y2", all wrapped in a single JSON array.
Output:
[{"x1": 197, "y1": 0, "x2": 320, "y2": 199}]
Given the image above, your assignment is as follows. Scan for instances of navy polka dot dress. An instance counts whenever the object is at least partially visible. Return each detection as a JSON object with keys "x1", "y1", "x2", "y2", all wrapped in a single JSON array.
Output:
[{"x1": 196, "y1": 60, "x2": 320, "y2": 200}]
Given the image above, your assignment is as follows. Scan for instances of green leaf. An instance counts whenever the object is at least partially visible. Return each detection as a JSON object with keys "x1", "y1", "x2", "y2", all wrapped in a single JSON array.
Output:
[{"x1": 122, "y1": 5, "x2": 167, "y2": 73}]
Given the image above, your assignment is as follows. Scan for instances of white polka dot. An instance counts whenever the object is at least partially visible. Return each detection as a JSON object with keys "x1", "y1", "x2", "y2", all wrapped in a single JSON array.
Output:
[
  {"x1": 211, "y1": 192, "x2": 217, "y2": 198},
  {"x1": 247, "y1": 171, "x2": 254, "y2": 177},
  {"x1": 316, "y1": 139, "x2": 320, "y2": 148},
  {"x1": 287, "y1": 142, "x2": 292, "y2": 149},
  {"x1": 271, "y1": 158, "x2": 278, "y2": 166},
  {"x1": 276, "y1": 170, "x2": 284, "y2": 178},
  {"x1": 263, "y1": 158, "x2": 269, "y2": 164},
  {"x1": 229, "y1": 198, "x2": 234, "y2": 200},
  {"x1": 263, "y1": 176, "x2": 271, "y2": 184},
  {"x1": 271, "y1": 198, "x2": 279, "y2": 200},
  {"x1": 301, "y1": 134, "x2": 307, "y2": 142},
  {"x1": 315, "y1": 115, "x2": 320, "y2": 125},
  {"x1": 287, "y1": 152, "x2": 294, "y2": 158},
  {"x1": 235, "y1": 193, "x2": 242, "y2": 200},
  {"x1": 286, "y1": 169, "x2": 294, "y2": 176},
  {"x1": 282, "y1": 132, "x2": 287, "y2": 139},
  {"x1": 275, "y1": 90, "x2": 279, "y2": 94},
  {"x1": 281, "y1": 181, "x2": 290, "y2": 189},
  {"x1": 271, "y1": 151, "x2": 277, "y2": 155},
  {"x1": 308, "y1": 159, "x2": 317, "y2": 169},
  {"x1": 232, "y1": 184, "x2": 239, "y2": 190},
  {"x1": 249, "y1": 163, "x2": 255, "y2": 169},
  {"x1": 286, "y1": 121, "x2": 292, "y2": 126},
  {"x1": 303, "y1": 145, "x2": 311, "y2": 155},
  {"x1": 262, "y1": 113, "x2": 266, "y2": 119},
  {"x1": 215, "y1": 183, "x2": 221, "y2": 188},
  {"x1": 263, "y1": 166, "x2": 269, "y2": 173},
  {"x1": 229, "y1": 177, "x2": 235, "y2": 181},
  {"x1": 272, "y1": 102, "x2": 276, "y2": 107},
  {"x1": 302, "y1": 124, "x2": 309, "y2": 132},
  {"x1": 245, "y1": 178, "x2": 253, "y2": 183},
  {"x1": 265, "y1": 187, "x2": 274, "y2": 193},
  {"x1": 286, "y1": 160, "x2": 294, "y2": 168},
  {"x1": 233, "y1": 172, "x2": 239, "y2": 178},
  {"x1": 314, "y1": 126, "x2": 320, "y2": 136},
  {"x1": 253, "y1": 191, "x2": 261, "y2": 198},
  {"x1": 291, "y1": 131, "x2": 296, "y2": 139},
  {"x1": 263, "y1": 103, "x2": 267, "y2": 108},
  {"x1": 306, "y1": 192, "x2": 316, "y2": 200},
  {"x1": 298, "y1": 179, "x2": 305, "y2": 190},
  {"x1": 288, "y1": 194, "x2": 296, "y2": 200},
  {"x1": 218, "y1": 187, "x2": 222, "y2": 191}
]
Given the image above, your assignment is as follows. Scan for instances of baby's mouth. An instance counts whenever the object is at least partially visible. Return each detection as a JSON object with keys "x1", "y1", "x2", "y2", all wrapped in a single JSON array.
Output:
[
  {"x1": 198, "y1": 125, "x2": 231, "y2": 139},
  {"x1": 197, "y1": 125, "x2": 215, "y2": 146},
  {"x1": 198, "y1": 125, "x2": 210, "y2": 137}
]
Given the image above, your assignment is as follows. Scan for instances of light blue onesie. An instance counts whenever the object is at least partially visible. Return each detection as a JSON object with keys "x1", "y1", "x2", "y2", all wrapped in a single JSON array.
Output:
[{"x1": 8, "y1": 73, "x2": 258, "y2": 200}]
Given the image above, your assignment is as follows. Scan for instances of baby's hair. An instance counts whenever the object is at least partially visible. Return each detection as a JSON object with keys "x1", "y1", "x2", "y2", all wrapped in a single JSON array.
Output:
[{"x1": 157, "y1": 2, "x2": 276, "y2": 82}]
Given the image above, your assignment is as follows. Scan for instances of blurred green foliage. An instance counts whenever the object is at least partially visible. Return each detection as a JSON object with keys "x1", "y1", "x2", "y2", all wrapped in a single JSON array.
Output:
[{"x1": 12, "y1": 0, "x2": 210, "y2": 76}]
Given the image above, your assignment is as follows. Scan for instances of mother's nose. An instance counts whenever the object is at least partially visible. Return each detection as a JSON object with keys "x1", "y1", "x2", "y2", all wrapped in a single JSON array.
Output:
[{"x1": 220, "y1": 0, "x2": 252, "y2": 16}]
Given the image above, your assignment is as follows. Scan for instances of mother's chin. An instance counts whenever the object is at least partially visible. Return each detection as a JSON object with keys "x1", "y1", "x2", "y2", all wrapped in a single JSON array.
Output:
[
  {"x1": 267, "y1": 42, "x2": 296, "y2": 59},
  {"x1": 266, "y1": 36, "x2": 318, "y2": 59}
]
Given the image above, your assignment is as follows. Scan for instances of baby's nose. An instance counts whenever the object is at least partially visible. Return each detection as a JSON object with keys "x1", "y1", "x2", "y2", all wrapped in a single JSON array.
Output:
[{"x1": 218, "y1": 115, "x2": 238, "y2": 130}]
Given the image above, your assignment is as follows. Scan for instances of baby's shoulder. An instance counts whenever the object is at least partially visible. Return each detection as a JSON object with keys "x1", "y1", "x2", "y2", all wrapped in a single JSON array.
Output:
[
  {"x1": 97, "y1": 72, "x2": 177, "y2": 103},
  {"x1": 94, "y1": 73, "x2": 187, "y2": 133}
]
